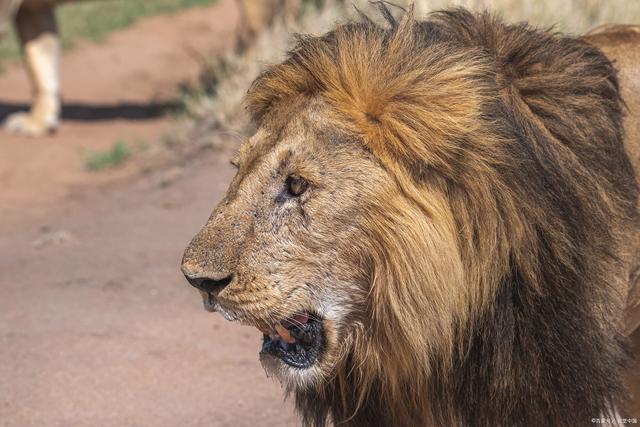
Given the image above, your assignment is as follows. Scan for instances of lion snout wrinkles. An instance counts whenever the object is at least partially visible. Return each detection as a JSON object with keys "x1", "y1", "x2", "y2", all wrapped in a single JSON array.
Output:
[
  {"x1": 181, "y1": 197, "x2": 266, "y2": 314},
  {"x1": 182, "y1": 210, "x2": 245, "y2": 277}
]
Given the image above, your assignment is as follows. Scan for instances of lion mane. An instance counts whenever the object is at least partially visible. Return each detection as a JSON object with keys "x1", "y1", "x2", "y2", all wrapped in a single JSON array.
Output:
[{"x1": 246, "y1": 6, "x2": 639, "y2": 426}]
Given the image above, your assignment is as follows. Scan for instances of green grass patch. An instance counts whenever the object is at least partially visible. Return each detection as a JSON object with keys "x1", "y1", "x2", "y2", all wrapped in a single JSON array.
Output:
[
  {"x1": 84, "y1": 140, "x2": 132, "y2": 171},
  {"x1": 0, "y1": 0, "x2": 217, "y2": 62},
  {"x1": 0, "y1": 29, "x2": 20, "y2": 62}
]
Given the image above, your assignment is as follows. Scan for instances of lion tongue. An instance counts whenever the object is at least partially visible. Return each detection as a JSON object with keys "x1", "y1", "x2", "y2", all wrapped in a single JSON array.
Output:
[
  {"x1": 282, "y1": 314, "x2": 309, "y2": 329},
  {"x1": 259, "y1": 315, "x2": 309, "y2": 343}
]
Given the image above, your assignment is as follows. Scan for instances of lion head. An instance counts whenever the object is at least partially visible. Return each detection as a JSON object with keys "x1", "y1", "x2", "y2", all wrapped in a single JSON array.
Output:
[{"x1": 182, "y1": 6, "x2": 639, "y2": 426}]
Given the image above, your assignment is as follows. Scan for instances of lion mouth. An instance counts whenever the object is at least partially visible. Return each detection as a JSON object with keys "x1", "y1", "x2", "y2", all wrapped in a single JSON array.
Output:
[{"x1": 259, "y1": 313, "x2": 325, "y2": 369}]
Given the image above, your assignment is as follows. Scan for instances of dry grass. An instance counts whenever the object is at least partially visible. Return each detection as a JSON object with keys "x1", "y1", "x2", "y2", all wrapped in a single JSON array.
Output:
[
  {"x1": 412, "y1": 0, "x2": 640, "y2": 34},
  {"x1": 0, "y1": 0, "x2": 218, "y2": 64},
  {"x1": 175, "y1": 0, "x2": 640, "y2": 148}
]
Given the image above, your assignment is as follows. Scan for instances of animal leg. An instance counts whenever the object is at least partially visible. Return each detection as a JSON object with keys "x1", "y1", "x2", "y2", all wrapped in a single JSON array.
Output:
[{"x1": 5, "y1": 3, "x2": 60, "y2": 136}]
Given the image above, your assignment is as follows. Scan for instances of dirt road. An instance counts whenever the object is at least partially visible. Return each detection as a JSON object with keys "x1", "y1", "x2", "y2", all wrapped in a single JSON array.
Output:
[
  {"x1": 0, "y1": 151, "x2": 298, "y2": 427},
  {"x1": 0, "y1": 1, "x2": 299, "y2": 425},
  {"x1": 0, "y1": 0, "x2": 238, "y2": 210}
]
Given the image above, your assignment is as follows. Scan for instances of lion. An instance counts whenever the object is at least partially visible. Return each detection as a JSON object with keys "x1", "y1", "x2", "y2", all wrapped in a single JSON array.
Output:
[{"x1": 181, "y1": 6, "x2": 640, "y2": 426}]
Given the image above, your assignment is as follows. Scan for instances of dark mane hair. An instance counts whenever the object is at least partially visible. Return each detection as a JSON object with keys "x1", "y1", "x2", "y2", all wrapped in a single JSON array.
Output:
[{"x1": 247, "y1": 6, "x2": 639, "y2": 426}]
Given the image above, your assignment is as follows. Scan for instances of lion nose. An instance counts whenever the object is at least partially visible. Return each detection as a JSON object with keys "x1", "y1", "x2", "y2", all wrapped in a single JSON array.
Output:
[{"x1": 183, "y1": 272, "x2": 234, "y2": 293}]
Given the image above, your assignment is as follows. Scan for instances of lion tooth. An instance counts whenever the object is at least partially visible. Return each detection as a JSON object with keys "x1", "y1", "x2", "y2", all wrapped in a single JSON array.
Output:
[{"x1": 275, "y1": 323, "x2": 295, "y2": 344}]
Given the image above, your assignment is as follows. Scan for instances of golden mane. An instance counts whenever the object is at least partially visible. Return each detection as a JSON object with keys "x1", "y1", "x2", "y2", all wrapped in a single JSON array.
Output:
[{"x1": 246, "y1": 6, "x2": 639, "y2": 426}]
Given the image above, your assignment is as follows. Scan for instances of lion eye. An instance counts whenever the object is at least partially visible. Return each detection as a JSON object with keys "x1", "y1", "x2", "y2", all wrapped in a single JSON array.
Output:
[{"x1": 285, "y1": 174, "x2": 308, "y2": 197}]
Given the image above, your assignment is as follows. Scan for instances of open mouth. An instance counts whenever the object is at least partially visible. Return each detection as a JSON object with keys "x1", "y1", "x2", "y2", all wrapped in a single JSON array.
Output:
[{"x1": 259, "y1": 313, "x2": 325, "y2": 369}]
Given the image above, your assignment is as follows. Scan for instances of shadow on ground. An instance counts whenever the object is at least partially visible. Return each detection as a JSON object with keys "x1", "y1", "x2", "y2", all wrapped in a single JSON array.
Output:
[{"x1": 0, "y1": 101, "x2": 180, "y2": 122}]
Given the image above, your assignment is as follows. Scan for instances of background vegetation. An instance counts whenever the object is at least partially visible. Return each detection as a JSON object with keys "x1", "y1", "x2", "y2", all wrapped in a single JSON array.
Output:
[
  {"x1": 0, "y1": 0, "x2": 217, "y2": 62},
  {"x1": 177, "y1": 0, "x2": 640, "y2": 147},
  {"x1": 412, "y1": 0, "x2": 640, "y2": 33}
]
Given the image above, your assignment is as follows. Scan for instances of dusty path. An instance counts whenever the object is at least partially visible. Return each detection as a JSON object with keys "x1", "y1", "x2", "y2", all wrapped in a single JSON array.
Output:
[
  {"x1": 0, "y1": 0, "x2": 239, "y2": 210},
  {"x1": 0, "y1": 2, "x2": 299, "y2": 426},
  {"x1": 0, "y1": 149, "x2": 298, "y2": 426}
]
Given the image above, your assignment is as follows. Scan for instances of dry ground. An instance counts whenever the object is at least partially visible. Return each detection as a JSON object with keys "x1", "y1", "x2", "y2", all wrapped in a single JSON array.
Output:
[
  {"x1": 0, "y1": 0, "x2": 232, "y2": 209},
  {"x1": 0, "y1": 151, "x2": 298, "y2": 427},
  {"x1": 0, "y1": 1, "x2": 298, "y2": 425}
]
